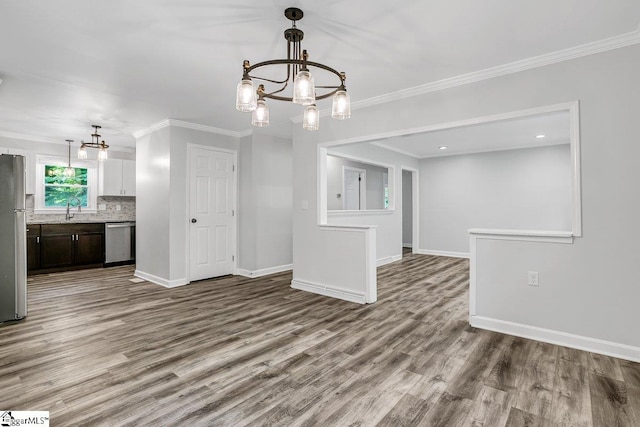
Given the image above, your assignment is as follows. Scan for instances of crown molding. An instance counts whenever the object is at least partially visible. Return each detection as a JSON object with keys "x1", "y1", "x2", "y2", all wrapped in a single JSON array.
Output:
[
  {"x1": 0, "y1": 130, "x2": 135, "y2": 153},
  {"x1": 131, "y1": 119, "x2": 171, "y2": 138},
  {"x1": 132, "y1": 118, "x2": 251, "y2": 139},
  {"x1": 0, "y1": 130, "x2": 60, "y2": 145},
  {"x1": 292, "y1": 27, "x2": 640, "y2": 123}
]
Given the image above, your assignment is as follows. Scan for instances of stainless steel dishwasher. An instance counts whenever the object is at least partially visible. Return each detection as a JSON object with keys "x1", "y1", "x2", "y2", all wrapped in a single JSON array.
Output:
[{"x1": 105, "y1": 222, "x2": 135, "y2": 266}]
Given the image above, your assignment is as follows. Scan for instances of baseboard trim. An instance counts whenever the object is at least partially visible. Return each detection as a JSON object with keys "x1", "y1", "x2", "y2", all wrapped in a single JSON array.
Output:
[
  {"x1": 236, "y1": 264, "x2": 293, "y2": 278},
  {"x1": 134, "y1": 270, "x2": 189, "y2": 289},
  {"x1": 402, "y1": 243, "x2": 413, "y2": 248},
  {"x1": 376, "y1": 255, "x2": 402, "y2": 267},
  {"x1": 415, "y1": 249, "x2": 470, "y2": 259},
  {"x1": 470, "y1": 315, "x2": 640, "y2": 363},
  {"x1": 291, "y1": 279, "x2": 367, "y2": 304}
]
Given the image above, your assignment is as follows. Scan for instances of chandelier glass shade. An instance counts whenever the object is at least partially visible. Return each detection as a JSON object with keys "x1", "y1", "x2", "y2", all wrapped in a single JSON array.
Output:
[
  {"x1": 235, "y1": 7, "x2": 351, "y2": 130},
  {"x1": 78, "y1": 125, "x2": 109, "y2": 160},
  {"x1": 252, "y1": 98, "x2": 270, "y2": 127},
  {"x1": 303, "y1": 104, "x2": 319, "y2": 131}
]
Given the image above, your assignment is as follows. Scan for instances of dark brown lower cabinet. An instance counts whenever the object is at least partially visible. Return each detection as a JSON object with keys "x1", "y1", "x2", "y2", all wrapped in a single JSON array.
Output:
[
  {"x1": 28, "y1": 223, "x2": 105, "y2": 274},
  {"x1": 26, "y1": 225, "x2": 41, "y2": 271}
]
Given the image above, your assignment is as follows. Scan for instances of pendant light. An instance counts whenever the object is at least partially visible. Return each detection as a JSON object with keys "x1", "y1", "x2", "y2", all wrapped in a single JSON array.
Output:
[
  {"x1": 63, "y1": 140, "x2": 75, "y2": 177},
  {"x1": 235, "y1": 8, "x2": 350, "y2": 130},
  {"x1": 78, "y1": 125, "x2": 109, "y2": 161}
]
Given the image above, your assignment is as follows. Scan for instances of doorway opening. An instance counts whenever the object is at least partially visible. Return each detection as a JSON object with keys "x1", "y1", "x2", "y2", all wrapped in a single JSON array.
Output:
[{"x1": 342, "y1": 166, "x2": 366, "y2": 210}]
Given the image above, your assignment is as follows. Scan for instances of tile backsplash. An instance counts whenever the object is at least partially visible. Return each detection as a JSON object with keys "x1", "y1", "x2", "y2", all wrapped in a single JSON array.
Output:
[{"x1": 26, "y1": 195, "x2": 136, "y2": 224}]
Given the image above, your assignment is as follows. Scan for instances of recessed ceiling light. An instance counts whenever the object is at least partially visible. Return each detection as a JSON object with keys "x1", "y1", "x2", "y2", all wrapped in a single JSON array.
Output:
[
  {"x1": 536, "y1": 134, "x2": 546, "y2": 139},
  {"x1": 438, "y1": 146, "x2": 447, "y2": 150}
]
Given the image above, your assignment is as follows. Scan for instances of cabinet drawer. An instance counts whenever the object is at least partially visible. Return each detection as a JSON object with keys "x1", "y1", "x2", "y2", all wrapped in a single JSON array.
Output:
[{"x1": 42, "y1": 223, "x2": 105, "y2": 235}]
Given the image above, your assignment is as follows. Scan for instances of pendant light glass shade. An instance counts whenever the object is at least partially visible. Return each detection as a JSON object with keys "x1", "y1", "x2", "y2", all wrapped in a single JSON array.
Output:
[
  {"x1": 293, "y1": 70, "x2": 315, "y2": 105},
  {"x1": 236, "y1": 78, "x2": 257, "y2": 112},
  {"x1": 251, "y1": 99, "x2": 270, "y2": 127},
  {"x1": 77, "y1": 145, "x2": 88, "y2": 159},
  {"x1": 331, "y1": 89, "x2": 351, "y2": 120},
  {"x1": 98, "y1": 146, "x2": 108, "y2": 161},
  {"x1": 303, "y1": 104, "x2": 319, "y2": 131}
]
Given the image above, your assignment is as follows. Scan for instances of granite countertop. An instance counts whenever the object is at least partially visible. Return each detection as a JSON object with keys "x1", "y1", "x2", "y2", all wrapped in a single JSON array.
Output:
[{"x1": 28, "y1": 220, "x2": 136, "y2": 225}]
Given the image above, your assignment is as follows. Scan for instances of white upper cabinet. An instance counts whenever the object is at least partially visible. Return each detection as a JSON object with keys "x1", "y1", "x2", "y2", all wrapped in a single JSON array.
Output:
[
  {"x1": 99, "y1": 159, "x2": 136, "y2": 196},
  {"x1": 2, "y1": 148, "x2": 36, "y2": 195},
  {"x1": 121, "y1": 160, "x2": 136, "y2": 196}
]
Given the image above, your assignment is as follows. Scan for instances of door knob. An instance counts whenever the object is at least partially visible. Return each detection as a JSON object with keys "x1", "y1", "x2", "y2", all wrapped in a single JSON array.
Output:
[{"x1": 191, "y1": 218, "x2": 197, "y2": 223}]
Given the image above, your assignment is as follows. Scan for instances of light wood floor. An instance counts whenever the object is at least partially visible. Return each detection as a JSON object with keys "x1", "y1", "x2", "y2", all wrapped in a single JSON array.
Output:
[{"x1": 1, "y1": 253, "x2": 639, "y2": 426}]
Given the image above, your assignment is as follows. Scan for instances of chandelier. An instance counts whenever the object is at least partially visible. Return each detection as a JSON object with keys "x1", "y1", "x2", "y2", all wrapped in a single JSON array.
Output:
[
  {"x1": 235, "y1": 7, "x2": 351, "y2": 130},
  {"x1": 77, "y1": 125, "x2": 109, "y2": 161}
]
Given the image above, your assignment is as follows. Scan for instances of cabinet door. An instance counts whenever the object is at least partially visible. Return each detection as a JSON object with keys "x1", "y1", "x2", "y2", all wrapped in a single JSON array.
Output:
[
  {"x1": 75, "y1": 233, "x2": 104, "y2": 265},
  {"x1": 99, "y1": 159, "x2": 124, "y2": 196},
  {"x1": 40, "y1": 235, "x2": 74, "y2": 269},
  {"x1": 121, "y1": 160, "x2": 136, "y2": 196},
  {"x1": 27, "y1": 236, "x2": 40, "y2": 272}
]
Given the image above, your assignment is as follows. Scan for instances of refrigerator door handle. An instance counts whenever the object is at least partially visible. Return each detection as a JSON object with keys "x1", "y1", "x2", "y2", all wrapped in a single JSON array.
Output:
[
  {"x1": 13, "y1": 155, "x2": 26, "y2": 211},
  {"x1": 15, "y1": 210, "x2": 27, "y2": 319}
]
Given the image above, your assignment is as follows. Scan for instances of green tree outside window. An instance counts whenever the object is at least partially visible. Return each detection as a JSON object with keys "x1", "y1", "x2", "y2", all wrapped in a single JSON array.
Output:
[{"x1": 44, "y1": 166, "x2": 89, "y2": 207}]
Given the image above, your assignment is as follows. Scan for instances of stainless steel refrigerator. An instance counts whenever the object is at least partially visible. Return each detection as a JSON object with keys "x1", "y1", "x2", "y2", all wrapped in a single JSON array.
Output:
[{"x1": 0, "y1": 154, "x2": 27, "y2": 322}]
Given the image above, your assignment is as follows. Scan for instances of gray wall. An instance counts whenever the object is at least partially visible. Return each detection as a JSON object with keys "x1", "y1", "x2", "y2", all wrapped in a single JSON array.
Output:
[
  {"x1": 136, "y1": 125, "x2": 237, "y2": 284},
  {"x1": 326, "y1": 154, "x2": 388, "y2": 210},
  {"x1": 420, "y1": 144, "x2": 572, "y2": 254},
  {"x1": 239, "y1": 132, "x2": 293, "y2": 271},
  {"x1": 136, "y1": 126, "x2": 172, "y2": 281},
  {"x1": 402, "y1": 170, "x2": 412, "y2": 246},
  {"x1": 319, "y1": 142, "x2": 418, "y2": 263},
  {"x1": 293, "y1": 43, "x2": 640, "y2": 350}
]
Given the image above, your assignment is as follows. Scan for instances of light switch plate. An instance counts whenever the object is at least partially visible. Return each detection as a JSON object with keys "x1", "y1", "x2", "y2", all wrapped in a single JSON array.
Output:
[
  {"x1": 98, "y1": 203, "x2": 107, "y2": 211},
  {"x1": 301, "y1": 200, "x2": 309, "y2": 210}
]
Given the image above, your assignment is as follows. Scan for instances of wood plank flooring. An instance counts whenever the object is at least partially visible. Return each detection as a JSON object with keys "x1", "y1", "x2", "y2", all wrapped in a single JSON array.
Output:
[{"x1": 1, "y1": 253, "x2": 639, "y2": 426}]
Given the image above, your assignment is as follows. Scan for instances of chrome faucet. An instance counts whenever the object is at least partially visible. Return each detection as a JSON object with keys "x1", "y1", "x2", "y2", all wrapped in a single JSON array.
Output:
[{"x1": 66, "y1": 196, "x2": 82, "y2": 221}]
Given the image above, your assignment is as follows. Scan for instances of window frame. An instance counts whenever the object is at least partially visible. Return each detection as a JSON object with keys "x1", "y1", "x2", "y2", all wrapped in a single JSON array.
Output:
[{"x1": 35, "y1": 155, "x2": 98, "y2": 214}]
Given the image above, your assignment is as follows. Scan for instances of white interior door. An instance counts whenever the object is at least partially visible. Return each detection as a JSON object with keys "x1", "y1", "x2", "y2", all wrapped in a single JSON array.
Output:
[
  {"x1": 343, "y1": 167, "x2": 366, "y2": 210},
  {"x1": 189, "y1": 146, "x2": 236, "y2": 281}
]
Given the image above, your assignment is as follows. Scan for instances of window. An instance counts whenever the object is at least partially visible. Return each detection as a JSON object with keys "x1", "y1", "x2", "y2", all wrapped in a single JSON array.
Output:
[
  {"x1": 35, "y1": 156, "x2": 97, "y2": 213},
  {"x1": 44, "y1": 166, "x2": 89, "y2": 207}
]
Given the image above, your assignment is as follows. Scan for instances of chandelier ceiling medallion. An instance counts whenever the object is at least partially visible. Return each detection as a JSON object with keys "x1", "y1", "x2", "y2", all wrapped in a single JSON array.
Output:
[
  {"x1": 78, "y1": 125, "x2": 109, "y2": 161},
  {"x1": 235, "y1": 7, "x2": 351, "y2": 130}
]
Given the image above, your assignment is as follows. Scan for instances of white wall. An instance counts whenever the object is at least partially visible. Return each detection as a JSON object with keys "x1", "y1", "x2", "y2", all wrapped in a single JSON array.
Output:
[
  {"x1": 293, "y1": 44, "x2": 640, "y2": 353},
  {"x1": 326, "y1": 154, "x2": 388, "y2": 210},
  {"x1": 420, "y1": 144, "x2": 572, "y2": 254},
  {"x1": 402, "y1": 170, "x2": 412, "y2": 246}
]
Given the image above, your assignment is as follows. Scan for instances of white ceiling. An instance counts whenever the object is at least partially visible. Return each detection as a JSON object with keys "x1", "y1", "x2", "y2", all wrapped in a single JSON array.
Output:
[
  {"x1": 0, "y1": 1, "x2": 638, "y2": 148},
  {"x1": 368, "y1": 111, "x2": 570, "y2": 158}
]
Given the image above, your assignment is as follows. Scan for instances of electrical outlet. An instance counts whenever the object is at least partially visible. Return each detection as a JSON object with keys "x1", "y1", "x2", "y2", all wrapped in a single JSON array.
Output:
[
  {"x1": 116, "y1": 205, "x2": 122, "y2": 211},
  {"x1": 528, "y1": 271, "x2": 539, "y2": 287}
]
